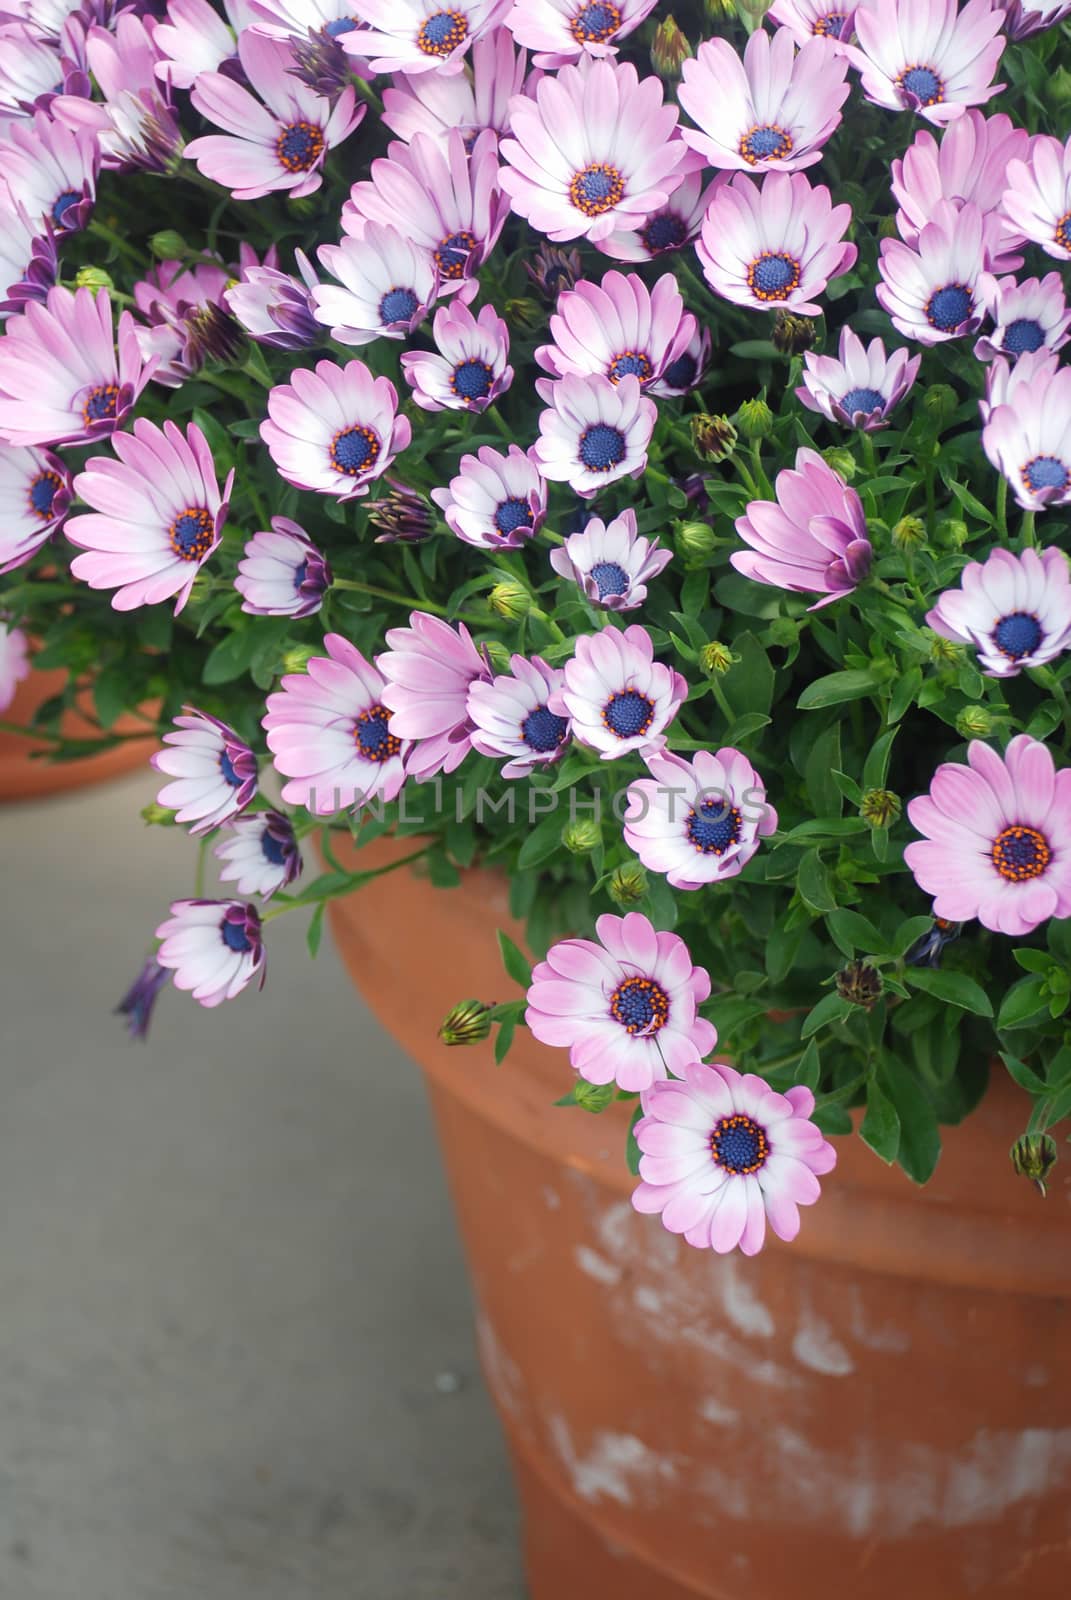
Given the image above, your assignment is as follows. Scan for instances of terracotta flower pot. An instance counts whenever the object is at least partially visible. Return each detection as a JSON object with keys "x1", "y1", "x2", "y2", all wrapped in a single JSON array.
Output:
[
  {"x1": 327, "y1": 833, "x2": 1071, "y2": 1599},
  {"x1": 0, "y1": 664, "x2": 157, "y2": 803}
]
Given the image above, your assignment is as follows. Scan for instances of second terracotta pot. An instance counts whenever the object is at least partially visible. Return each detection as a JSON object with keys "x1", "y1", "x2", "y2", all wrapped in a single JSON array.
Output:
[{"x1": 0, "y1": 665, "x2": 157, "y2": 803}]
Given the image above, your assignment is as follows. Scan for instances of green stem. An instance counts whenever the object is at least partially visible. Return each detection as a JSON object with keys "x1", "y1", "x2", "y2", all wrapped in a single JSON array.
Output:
[
  {"x1": 263, "y1": 845, "x2": 430, "y2": 921},
  {"x1": 995, "y1": 474, "x2": 1008, "y2": 542},
  {"x1": 88, "y1": 219, "x2": 144, "y2": 266},
  {"x1": 1021, "y1": 509, "x2": 1037, "y2": 548},
  {"x1": 330, "y1": 577, "x2": 485, "y2": 625},
  {"x1": 861, "y1": 432, "x2": 877, "y2": 480}
]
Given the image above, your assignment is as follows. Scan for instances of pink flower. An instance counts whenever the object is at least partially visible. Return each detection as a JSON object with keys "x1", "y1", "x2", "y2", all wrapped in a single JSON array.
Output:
[
  {"x1": 551, "y1": 623, "x2": 687, "y2": 760},
  {"x1": 733, "y1": 447, "x2": 871, "y2": 608},
  {"x1": 156, "y1": 899, "x2": 265, "y2": 1008},
  {"x1": 876, "y1": 201, "x2": 997, "y2": 345},
  {"x1": 978, "y1": 347, "x2": 1058, "y2": 425},
  {"x1": 534, "y1": 268, "x2": 697, "y2": 394},
  {"x1": 235, "y1": 518, "x2": 331, "y2": 617},
  {"x1": 377, "y1": 611, "x2": 492, "y2": 781},
  {"x1": 632, "y1": 1063, "x2": 836, "y2": 1255},
  {"x1": 696, "y1": 170, "x2": 856, "y2": 316},
  {"x1": 797, "y1": 324, "x2": 921, "y2": 430},
  {"x1": 926, "y1": 546, "x2": 1071, "y2": 678},
  {"x1": 132, "y1": 255, "x2": 249, "y2": 388},
  {"x1": 981, "y1": 360, "x2": 1071, "y2": 512},
  {"x1": 0, "y1": 442, "x2": 72, "y2": 573},
  {"x1": 214, "y1": 811, "x2": 302, "y2": 900},
  {"x1": 346, "y1": 0, "x2": 511, "y2": 75},
  {"x1": 401, "y1": 300, "x2": 513, "y2": 413},
  {"x1": 503, "y1": 0, "x2": 659, "y2": 69},
  {"x1": 468, "y1": 653, "x2": 571, "y2": 777},
  {"x1": 260, "y1": 358, "x2": 411, "y2": 501},
  {"x1": 382, "y1": 25, "x2": 528, "y2": 147},
  {"x1": 766, "y1": 0, "x2": 862, "y2": 44},
  {"x1": 314, "y1": 222, "x2": 439, "y2": 346},
  {"x1": 153, "y1": 0, "x2": 252, "y2": 89},
  {"x1": 624, "y1": 748, "x2": 778, "y2": 888},
  {"x1": 841, "y1": 0, "x2": 1006, "y2": 124},
  {"x1": 533, "y1": 372, "x2": 656, "y2": 497},
  {"x1": 225, "y1": 249, "x2": 321, "y2": 351},
  {"x1": 995, "y1": 0, "x2": 1071, "y2": 38},
  {"x1": 1002, "y1": 134, "x2": 1071, "y2": 263},
  {"x1": 0, "y1": 110, "x2": 99, "y2": 235},
  {"x1": 430, "y1": 443, "x2": 548, "y2": 550},
  {"x1": 151, "y1": 708, "x2": 259, "y2": 835},
  {"x1": 0, "y1": 620, "x2": 30, "y2": 714},
  {"x1": 52, "y1": 14, "x2": 182, "y2": 173},
  {"x1": 890, "y1": 111, "x2": 1030, "y2": 274},
  {"x1": 906, "y1": 736, "x2": 1071, "y2": 934},
  {"x1": 549, "y1": 507, "x2": 672, "y2": 611},
  {"x1": 0, "y1": 193, "x2": 58, "y2": 319},
  {"x1": 975, "y1": 273, "x2": 1071, "y2": 364},
  {"x1": 594, "y1": 149, "x2": 725, "y2": 264}
]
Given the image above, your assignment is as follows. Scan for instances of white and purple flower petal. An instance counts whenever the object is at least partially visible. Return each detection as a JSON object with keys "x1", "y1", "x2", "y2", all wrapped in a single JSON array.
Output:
[
  {"x1": 552, "y1": 622, "x2": 687, "y2": 759},
  {"x1": 156, "y1": 898, "x2": 266, "y2": 1008},
  {"x1": 468, "y1": 653, "x2": 571, "y2": 777},
  {"x1": 235, "y1": 518, "x2": 331, "y2": 618},
  {"x1": 549, "y1": 507, "x2": 672, "y2": 611},
  {"x1": 431, "y1": 444, "x2": 548, "y2": 550},
  {"x1": 152, "y1": 707, "x2": 258, "y2": 834}
]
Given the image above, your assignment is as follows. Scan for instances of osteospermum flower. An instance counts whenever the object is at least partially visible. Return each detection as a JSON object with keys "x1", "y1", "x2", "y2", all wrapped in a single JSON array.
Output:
[
  {"x1": 346, "y1": 0, "x2": 509, "y2": 74},
  {"x1": 975, "y1": 274, "x2": 1071, "y2": 363},
  {"x1": 979, "y1": 347, "x2": 1058, "y2": 424},
  {"x1": 551, "y1": 623, "x2": 687, "y2": 760},
  {"x1": 235, "y1": 518, "x2": 331, "y2": 617},
  {"x1": 926, "y1": 547, "x2": 1071, "y2": 678},
  {"x1": 0, "y1": 285, "x2": 155, "y2": 448},
  {"x1": 797, "y1": 325, "x2": 921, "y2": 430},
  {"x1": 982, "y1": 361, "x2": 1071, "y2": 512},
  {"x1": 264, "y1": 633, "x2": 408, "y2": 815},
  {"x1": 503, "y1": 0, "x2": 659, "y2": 68},
  {"x1": 52, "y1": 14, "x2": 183, "y2": 174},
  {"x1": 430, "y1": 443, "x2": 548, "y2": 550},
  {"x1": 260, "y1": 358, "x2": 411, "y2": 501},
  {"x1": 876, "y1": 202, "x2": 995, "y2": 346},
  {"x1": 401, "y1": 300, "x2": 513, "y2": 413},
  {"x1": 498, "y1": 57, "x2": 688, "y2": 243},
  {"x1": 624, "y1": 748, "x2": 778, "y2": 889},
  {"x1": 678, "y1": 28, "x2": 850, "y2": 174},
  {"x1": 0, "y1": 22, "x2": 71, "y2": 117},
  {"x1": 0, "y1": 194, "x2": 57, "y2": 319},
  {"x1": 733, "y1": 447, "x2": 871, "y2": 608},
  {"x1": 890, "y1": 111, "x2": 1030, "y2": 273},
  {"x1": 549, "y1": 508, "x2": 672, "y2": 611},
  {"x1": 696, "y1": 170, "x2": 856, "y2": 316},
  {"x1": 1002, "y1": 135, "x2": 1071, "y2": 264},
  {"x1": 132, "y1": 256, "x2": 248, "y2": 389},
  {"x1": 152, "y1": 708, "x2": 259, "y2": 834},
  {"x1": 115, "y1": 956, "x2": 170, "y2": 1041},
  {"x1": 905, "y1": 735, "x2": 1071, "y2": 934},
  {"x1": 767, "y1": 0, "x2": 861, "y2": 43},
  {"x1": 631, "y1": 1063, "x2": 836, "y2": 1255},
  {"x1": 595, "y1": 151, "x2": 725, "y2": 264},
  {"x1": 214, "y1": 811, "x2": 302, "y2": 899},
  {"x1": 66, "y1": 419, "x2": 233, "y2": 613},
  {"x1": 225, "y1": 249, "x2": 321, "y2": 352},
  {"x1": 841, "y1": 0, "x2": 1006, "y2": 125},
  {"x1": 468, "y1": 654, "x2": 571, "y2": 777},
  {"x1": 534, "y1": 269, "x2": 697, "y2": 395},
  {"x1": 0, "y1": 621, "x2": 30, "y2": 713},
  {"x1": 314, "y1": 223, "x2": 438, "y2": 346},
  {"x1": 377, "y1": 610, "x2": 491, "y2": 781},
  {"x1": 156, "y1": 899, "x2": 266, "y2": 1008},
  {"x1": 525, "y1": 911, "x2": 717, "y2": 1091},
  {"x1": 153, "y1": 0, "x2": 250, "y2": 89},
  {"x1": 995, "y1": 0, "x2": 1071, "y2": 38},
  {"x1": 532, "y1": 372, "x2": 657, "y2": 497},
  {"x1": 185, "y1": 30, "x2": 362, "y2": 198},
  {"x1": 382, "y1": 26, "x2": 527, "y2": 146},
  {"x1": 0, "y1": 442, "x2": 72, "y2": 573},
  {"x1": 0, "y1": 111, "x2": 99, "y2": 234}
]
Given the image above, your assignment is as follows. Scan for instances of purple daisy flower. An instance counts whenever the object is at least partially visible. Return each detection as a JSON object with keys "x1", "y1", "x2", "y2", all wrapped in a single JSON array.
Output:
[
  {"x1": 153, "y1": 0, "x2": 249, "y2": 89},
  {"x1": 53, "y1": 14, "x2": 182, "y2": 174},
  {"x1": 401, "y1": 300, "x2": 513, "y2": 413},
  {"x1": 152, "y1": 708, "x2": 259, "y2": 835},
  {"x1": 652, "y1": 324, "x2": 712, "y2": 398},
  {"x1": 905, "y1": 735, "x2": 1071, "y2": 935},
  {"x1": 0, "y1": 110, "x2": 99, "y2": 235},
  {"x1": 525, "y1": 911, "x2": 717, "y2": 1092},
  {"x1": 0, "y1": 189, "x2": 59, "y2": 318},
  {"x1": 926, "y1": 546, "x2": 1071, "y2": 678},
  {"x1": 499, "y1": 56, "x2": 688, "y2": 244},
  {"x1": 877, "y1": 201, "x2": 996, "y2": 345},
  {"x1": 0, "y1": 284, "x2": 155, "y2": 449},
  {"x1": 264, "y1": 632, "x2": 409, "y2": 816},
  {"x1": 549, "y1": 507, "x2": 672, "y2": 611},
  {"x1": 132, "y1": 255, "x2": 249, "y2": 390},
  {"x1": 314, "y1": 223, "x2": 439, "y2": 347},
  {"x1": 595, "y1": 150, "x2": 726, "y2": 264},
  {"x1": 0, "y1": 442, "x2": 72, "y2": 574},
  {"x1": 346, "y1": 0, "x2": 509, "y2": 74},
  {"x1": 225, "y1": 249, "x2": 321, "y2": 353},
  {"x1": 382, "y1": 25, "x2": 528, "y2": 147},
  {"x1": 733, "y1": 447, "x2": 871, "y2": 609},
  {"x1": 214, "y1": 810, "x2": 303, "y2": 900},
  {"x1": 982, "y1": 361, "x2": 1071, "y2": 511},
  {"x1": 766, "y1": 0, "x2": 861, "y2": 43},
  {"x1": 1002, "y1": 135, "x2": 1071, "y2": 264},
  {"x1": 248, "y1": 0, "x2": 361, "y2": 42},
  {"x1": 696, "y1": 170, "x2": 856, "y2": 316},
  {"x1": 66, "y1": 419, "x2": 233, "y2": 613},
  {"x1": 503, "y1": 0, "x2": 658, "y2": 69},
  {"x1": 156, "y1": 899, "x2": 266, "y2": 1009},
  {"x1": 995, "y1": 0, "x2": 1071, "y2": 38},
  {"x1": 624, "y1": 748, "x2": 778, "y2": 890},
  {"x1": 979, "y1": 347, "x2": 1059, "y2": 424},
  {"x1": 551, "y1": 623, "x2": 687, "y2": 760},
  {"x1": 797, "y1": 325, "x2": 921, "y2": 430},
  {"x1": 533, "y1": 372, "x2": 656, "y2": 498},
  {"x1": 0, "y1": 620, "x2": 30, "y2": 714},
  {"x1": 430, "y1": 443, "x2": 547, "y2": 550},
  {"x1": 842, "y1": 0, "x2": 1006, "y2": 124},
  {"x1": 0, "y1": 21, "x2": 70, "y2": 117},
  {"x1": 377, "y1": 610, "x2": 492, "y2": 781},
  {"x1": 678, "y1": 28, "x2": 850, "y2": 175},
  {"x1": 342, "y1": 128, "x2": 508, "y2": 301},
  {"x1": 632, "y1": 1062, "x2": 836, "y2": 1255},
  {"x1": 115, "y1": 956, "x2": 170, "y2": 1041},
  {"x1": 467, "y1": 653, "x2": 571, "y2": 777},
  {"x1": 534, "y1": 268, "x2": 698, "y2": 395},
  {"x1": 235, "y1": 518, "x2": 331, "y2": 618},
  {"x1": 975, "y1": 273, "x2": 1071, "y2": 363},
  {"x1": 891, "y1": 111, "x2": 1030, "y2": 274},
  {"x1": 261, "y1": 358, "x2": 411, "y2": 501}
]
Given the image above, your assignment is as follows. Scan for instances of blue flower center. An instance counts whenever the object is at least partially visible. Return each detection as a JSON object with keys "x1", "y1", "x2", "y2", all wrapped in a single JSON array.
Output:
[
  {"x1": 219, "y1": 749, "x2": 242, "y2": 787},
  {"x1": 640, "y1": 212, "x2": 687, "y2": 254},
  {"x1": 261, "y1": 829, "x2": 289, "y2": 865},
  {"x1": 435, "y1": 229, "x2": 476, "y2": 280},
  {"x1": 354, "y1": 703, "x2": 401, "y2": 763},
  {"x1": 293, "y1": 559, "x2": 308, "y2": 590},
  {"x1": 29, "y1": 469, "x2": 61, "y2": 520},
  {"x1": 739, "y1": 124, "x2": 792, "y2": 164},
  {"x1": 608, "y1": 350, "x2": 652, "y2": 384},
  {"x1": 602, "y1": 689, "x2": 654, "y2": 739},
  {"x1": 521, "y1": 705, "x2": 569, "y2": 753},
  {"x1": 418, "y1": 9, "x2": 467, "y2": 54},
  {"x1": 570, "y1": 1, "x2": 620, "y2": 43},
  {"x1": 569, "y1": 162, "x2": 624, "y2": 218},
  {"x1": 590, "y1": 560, "x2": 629, "y2": 598},
  {"x1": 1003, "y1": 318, "x2": 1044, "y2": 355},
  {"x1": 578, "y1": 422, "x2": 625, "y2": 471},
  {"x1": 991, "y1": 824, "x2": 1051, "y2": 883},
  {"x1": 276, "y1": 119, "x2": 324, "y2": 174},
  {"x1": 816, "y1": 12, "x2": 848, "y2": 36},
  {"x1": 747, "y1": 252, "x2": 800, "y2": 302},
  {"x1": 379, "y1": 286, "x2": 419, "y2": 324},
  {"x1": 710, "y1": 1113, "x2": 769, "y2": 1175},
  {"x1": 330, "y1": 424, "x2": 380, "y2": 476},
  {"x1": 899, "y1": 64, "x2": 943, "y2": 105},
  {"x1": 168, "y1": 506, "x2": 214, "y2": 561},
  {"x1": 325, "y1": 16, "x2": 356, "y2": 33},
  {"x1": 840, "y1": 386, "x2": 885, "y2": 417},
  {"x1": 1022, "y1": 455, "x2": 1069, "y2": 492},
  {"x1": 686, "y1": 800, "x2": 742, "y2": 855},
  {"x1": 221, "y1": 918, "x2": 252, "y2": 953},
  {"x1": 610, "y1": 975, "x2": 669, "y2": 1035},
  {"x1": 926, "y1": 284, "x2": 972, "y2": 333},
  {"x1": 452, "y1": 359, "x2": 493, "y2": 401},
  {"x1": 994, "y1": 611, "x2": 1042, "y2": 660},
  {"x1": 662, "y1": 353, "x2": 697, "y2": 390},
  {"x1": 51, "y1": 189, "x2": 81, "y2": 225},
  {"x1": 494, "y1": 497, "x2": 533, "y2": 535},
  {"x1": 81, "y1": 383, "x2": 119, "y2": 426}
]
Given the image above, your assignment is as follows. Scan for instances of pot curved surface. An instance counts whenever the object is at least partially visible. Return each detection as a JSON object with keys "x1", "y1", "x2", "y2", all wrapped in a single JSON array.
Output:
[{"x1": 0, "y1": 665, "x2": 156, "y2": 803}]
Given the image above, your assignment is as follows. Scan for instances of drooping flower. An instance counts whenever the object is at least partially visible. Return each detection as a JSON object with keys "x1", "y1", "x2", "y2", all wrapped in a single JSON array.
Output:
[
  {"x1": 52, "y1": 14, "x2": 183, "y2": 174},
  {"x1": 532, "y1": 372, "x2": 657, "y2": 497},
  {"x1": 153, "y1": 0, "x2": 251, "y2": 89},
  {"x1": 0, "y1": 111, "x2": 99, "y2": 235},
  {"x1": 797, "y1": 325, "x2": 921, "y2": 430},
  {"x1": 905, "y1": 735, "x2": 1071, "y2": 934},
  {"x1": 678, "y1": 28, "x2": 850, "y2": 174},
  {"x1": 235, "y1": 518, "x2": 331, "y2": 617},
  {"x1": 132, "y1": 256, "x2": 248, "y2": 389},
  {"x1": 381, "y1": 25, "x2": 528, "y2": 147},
  {"x1": 979, "y1": 347, "x2": 1059, "y2": 424},
  {"x1": 0, "y1": 442, "x2": 72, "y2": 573},
  {"x1": 115, "y1": 956, "x2": 170, "y2": 1041},
  {"x1": 498, "y1": 56, "x2": 689, "y2": 243},
  {"x1": 152, "y1": 707, "x2": 259, "y2": 834},
  {"x1": 994, "y1": 0, "x2": 1071, "y2": 38},
  {"x1": 525, "y1": 911, "x2": 717, "y2": 1091},
  {"x1": 400, "y1": 299, "x2": 513, "y2": 413},
  {"x1": 551, "y1": 623, "x2": 687, "y2": 759},
  {"x1": 0, "y1": 193, "x2": 58, "y2": 319},
  {"x1": 549, "y1": 507, "x2": 672, "y2": 611},
  {"x1": 594, "y1": 150, "x2": 725, "y2": 264},
  {"x1": 214, "y1": 810, "x2": 303, "y2": 899},
  {"x1": 260, "y1": 358, "x2": 411, "y2": 501},
  {"x1": 766, "y1": 0, "x2": 862, "y2": 44},
  {"x1": 0, "y1": 21, "x2": 73, "y2": 117},
  {"x1": 66, "y1": 419, "x2": 233, "y2": 613},
  {"x1": 981, "y1": 361, "x2": 1071, "y2": 512},
  {"x1": 696, "y1": 170, "x2": 856, "y2": 316},
  {"x1": 624, "y1": 747, "x2": 778, "y2": 889},
  {"x1": 975, "y1": 273, "x2": 1071, "y2": 363},
  {"x1": 926, "y1": 547, "x2": 1071, "y2": 678},
  {"x1": 841, "y1": 0, "x2": 1006, "y2": 125},
  {"x1": 430, "y1": 443, "x2": 548, "y2": 550},
  {"x1": 652, "y1": 323, "x2": 711, "y2": 398},
  {"x1": 631, "y1": 1062, "x2": 836, "y2": 1255},
  {"x1": 890, "y1": 111, "x2": 1030, "y2": 273},
  {"x1": 345, "y1": 0, "x2": 510, "y2": 74},
  {"x1": 503, "y1": 0, "x2": 659, "y2": 69},
  {"x1": 733, "y1": 447, "x2": 871, "y2": 608},
  {"x1": 156, "y1": 899, "x2": 266, "y2": 1008},
  {"x1": 368, "y1": 480, "x2": 436, "y2": 544},
  {"x1": 0, "y1": 284, "x2": 155, "y2": 449},
  {"x1": 263, "y1": 632, "x2": 409, "y2": 815},
  {"x1": 377, "y1": 610, "x2": 492, "y2": 781},
  {"x1": 534, "y1": 268, "x2": 698, "y2": 395},
  {"x1": 225, "y1": 249, "x2": 321, "y2": 352},
  {"x1": 1002, "y1": 135, "x2": 1071, "y2": 264},
  {"x1": 313, "y1": 222, "x2": 439, "y2": 346},
  {"x1": 247, "y1": 0, "x2": 364, "y2": 47},
  {"x1": 876, "y1": 202, "x2": 996, "y2": 346},
  {"x1": 0, "y1": 620, "x2": 30, "y2": 713},
  {"x1": 467, "y1": 653, "x2": 571, "y2": 777}
]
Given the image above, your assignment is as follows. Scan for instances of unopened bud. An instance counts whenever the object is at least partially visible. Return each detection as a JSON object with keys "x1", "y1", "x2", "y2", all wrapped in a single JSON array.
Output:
[
  {"x1": 439, "y1": 999, "x2": 494, "y2": 1047},
  {"x1": 504, "y1": 296, "x2": 542, "y2": 331},
  {"x1": 955, "y1": 706, "x2": 993, "y2": 739},
  {"x1": 488, "y1": 579, "x2": 532, "y2": 621},
  {"x1": 1010, "y1": 1132, "x2": 1057, "y2": 1196},
  {"x1": 737, "y1": 398, "x2": 774, "y2": 440},
  {"x1": 562, "y1": 818, "x2": 602, "y2": 855},
  {"x1": 860, "y1": 788, "x2": 901, "y2": 828},
  {"x1": 767, "y1": 617, "x2": 800, "y2": 648},
  {"x1": 676, "y1": 520, "x2": 717, "y2": 562},
  {"x1": 892, "y1": 515, "x2": 927, "y2": 551},
  {"x1": 483, "y1": 639, "x2": 513, "y2": 674},
  {"x1": 929, "y1": 633, "x2": 964, "y2": 666},
  {"x1": 822, "y1": 446, "x2": 857, "y2": 482},
  {"x1": 700, "y1": 640, "x2": 735, "y2": 675},
  {"x1": 280, "y1": 644, "x2": 320, "y2": 676},
  {"x1": 878, "y1": 214, "x2": 900, "y2": 240},
  {"x1": 74, "y1": 265, "x2": 113, "y2": 293},
  {"x1": 691, "y1": 413, "x2": 737, "y2": 462},
  {"x1": 936, "y1": 517, "x2": 969, "y2": 549},
  {"x1": 287, "y1": 195, "x2": 317, "y2": 218},
  {"x1": 150, "y1": 229, "x2": 188, "y2": 260},
  {"x1": 573, "y1": 1078, "x2": 617, "y2": 1112},
  {"x1": 771, "y1": 311, "x2": 816, "y2": 356},
  {"x1": 923, "y1": 383, "x2": 958, "y2": 428},
  {"x1": 140, "y1": 802, "x2": 177, "y2": 826},
  {"x1": 835, "y1": 960, "x2": 882, "y2": 1009},
  {"x1": 651, "y1": 15, "x2": 691, "y2": 77},
  {"x1": 608, "y1": 861, "x2": 648, "y2": 907},
  {"x1": 735, "y1": 0, "x2": 773, "y2": 27}
]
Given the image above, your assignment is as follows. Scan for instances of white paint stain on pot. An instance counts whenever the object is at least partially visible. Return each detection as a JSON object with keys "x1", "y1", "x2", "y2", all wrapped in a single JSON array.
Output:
[
  {"x1": 542, "y1": 1186, "x2": 560, "y2": 1210},
  {"x1": 699, "y1": 1396, "x2": 741, "y2": 1426},
  {"x1": 720, "y1": 1258, "x2": 775, "y2": 1339},
  {"x1": 549, "y1": 1416, "x2": 678, "y2": 1507},
  {"x1": 792, "y1": 1310, "x2": 854, "y2": 1375},
  {"x1": 474, "y1": 1311, "x2": 525, "y2": 1419},
  {"x1": 575, "y1": 1246, "x2": 622, "y2": 1286}
]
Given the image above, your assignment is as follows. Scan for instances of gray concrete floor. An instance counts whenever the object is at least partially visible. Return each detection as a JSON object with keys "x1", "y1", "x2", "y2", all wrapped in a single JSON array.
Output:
[{"x1": 0, "y1": 767, "x2": 523, "y2": 1599}]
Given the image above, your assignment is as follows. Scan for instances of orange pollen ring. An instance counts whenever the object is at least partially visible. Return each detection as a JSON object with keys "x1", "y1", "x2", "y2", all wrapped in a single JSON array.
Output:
[
  {"x1": 275, "y1": 120, "x2": 325, "y2": 174},
  {"x1": 569, "y1": 1, "x2": 622, "y2": 43},
  {"x1": 991, "y1": 824, "x2": 1051, "y2": 883},
  {"x1": 568, "y1": 162, "x2": 625, "y2": 219},
  {"x1": 354, "y1": 703, "x2": 402, "y2": 764},
  {"x1": 738, "y1": 123, "x2": 794, "y2": 165},
  {"x1": 417, "y1": 9, "x2": 469, "y2": 56},
  {"x1": 710, "y1": 1112, "x2": 770, "y2": 1176}
]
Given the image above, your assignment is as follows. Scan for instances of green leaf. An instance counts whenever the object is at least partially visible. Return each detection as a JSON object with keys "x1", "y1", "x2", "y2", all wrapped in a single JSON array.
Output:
[
  {"x1": 862, "y1": 727, "x2": 899, "y2": 790},
  {"x1": 679, "y1": 567, "x2": 710, "y2": 619},
  {"x1": 890, "y1": 915, "x2": 937, "y2": 959},
  {"x1": 812, "y1": 1103, "x2": 852, "y2": 1136},
  {"x1": 721, "y1": 629, "x2": 775, "y2": 719},
  {"x1": 999, "y1": 1051, "x2": 1048, "y2": 1095},
  {"x1": 497, "y1": 930, "x2": 532, "y2": 990},
  {"x1": 794, "y1": 1038, "x2": 821, "y2": 1089},
  {"x1": 494, "y1": 1018, "x2": 516, "y2": 1064},
  {"x1": 92, "y1": 665, "x2": 131, "y2": 731},
  {"x1": 859, "y1": 1079, "x2": 901, "y2": 1164},
  {"x1": 803, "y1": 721, "x2": 843, "y2": 818},
  {"x1": 517, "y1": 811, "x2": 564, "y2": 870},
  {"x1": 886, "y1": 665, "x2": 922, "y2": 725},
  {"x1": 729, "y1": 339, "x2": 779, "y2": 359},
  {"x1": 797, "y1": 849, "x2": 837, "y2": 914},
  {"x1": 997, "y1": 975, "x2": 1049, "y2": 1031},
  {"x1": 625, "y1": 1104, "x2": 644, "y2": 1176},
  {"x1": 801, "y1": 991, "x2": 852, "y2": 1038},
  {"x1": 1013, "y1": 948, "x2": 1053, "y2": 974},
  {"x1": 905, "y1": 967, "x2": 993, "y2": 1017},
  {"x1": 797, "y1": 669, "x2": 881, "y2": 710},
  {"x1": 781, "y1": 817, "x2": 868, "y2": 844},
  {"x1": 306, "y1": 902, "x2": 326, "y2": 959},
  {"x1": 831, "y1": 768, "x2": 863, "y2": 806},
  {"x1": 880, "y1": 1058, "x2": 941, "y2": 1184},
  {"x1": 826, "y1": 907, "x2": 888, "y2": 957}
]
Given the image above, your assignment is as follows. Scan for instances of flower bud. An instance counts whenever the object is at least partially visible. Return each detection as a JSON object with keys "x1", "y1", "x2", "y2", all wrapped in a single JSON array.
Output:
[
  {"x1": 923, "y1": 383, "x2": 957, "y2": 428},
  {"x1": 704, "y1": 0, "x2": 735, "y2": 14},
  {"x1": 525, "y1": 244, "x2": 582, "y2": 302},
  {"x1": 955, "y1": 705, "x2": 992, "y2": 739},
  {"x1": 573, "y1": 1078, "x2": 617, "y2": 1112},
  {"x1": 368, "y1": 481, "x2": 433, "y2": 544},
  {"x1": 1010, "y1": 1132, "x2": 1057, "y2": 1196},
  {"x1": 929, "y1": 633, "x2": 964, "y2": 666},
  {"x1": 483, "y1": 639, "x2": 513, "y2": 674},
  {"x1": 892, "y1": 515, "x2": 927, "y2": 551},
  {"x1": 735, "y1": 0, "x2": 774, "y2": 27},
  {"x1": 737, "y1": 398, "x2": 775, "y2": 440},
  {"x1": 700, "y1": 639, "x2": 735, "y2": 675},
  {"x1": 936, "y1": 517, "x2": 969, "y2": 549},
  {"x1": 877, "y1": 214, "x2": 900, "y2": 240},
  {"x1": 608, "y1": 861, "x2": 648, "y2": 907},
  {"x1": 74, "y1": 265, "x2": 114, "y2": 293},
  {"x1": 562, "y1": 817, "x2": 602, "y2": 855},
  {"x1": 771, "y1": 311, "x2": 816, "y2": 356},
  {"x1": 150, "y1": 230, "x2": 188, "y2": 260},
  {"x1": 489, "y1": 578, "x2": 532, "y2": 621},
  {"x1": 691, "y1": 413, "x2": 737, "y2": 462},
  {"x1": 767, "y1": 617, "x2": 800, "y2": 648},
  {"x1": 504, "y1": 296, "x2": 543, "y2": 331},
  {"x1": 675, "y1": 520, "x2": 717, "y2": 562},
  {"x1": 280, "y1": 644, "x2": 320, "y2": 676},
  {"x1": 651, "y1": 15, "x2": 691, "y2": 77},
  {"x1": 140, "y1": 802, "x2": 177, "y2": 826},
  {"x1": 439, "y1": 999, "x2": 494, "y2": 1046},
  {"x1": 822, "y1": 446, "x2": 857, "y2": 482},
  {"x1": 287, "y1": 195, "x2": 318, "y2": 218},
  {"x1": 835, "y1": 960, "x2": 882, "y2": 1009},
  {"x1": 859, "y1": 788, "x2": 901, "y2": 828}
]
